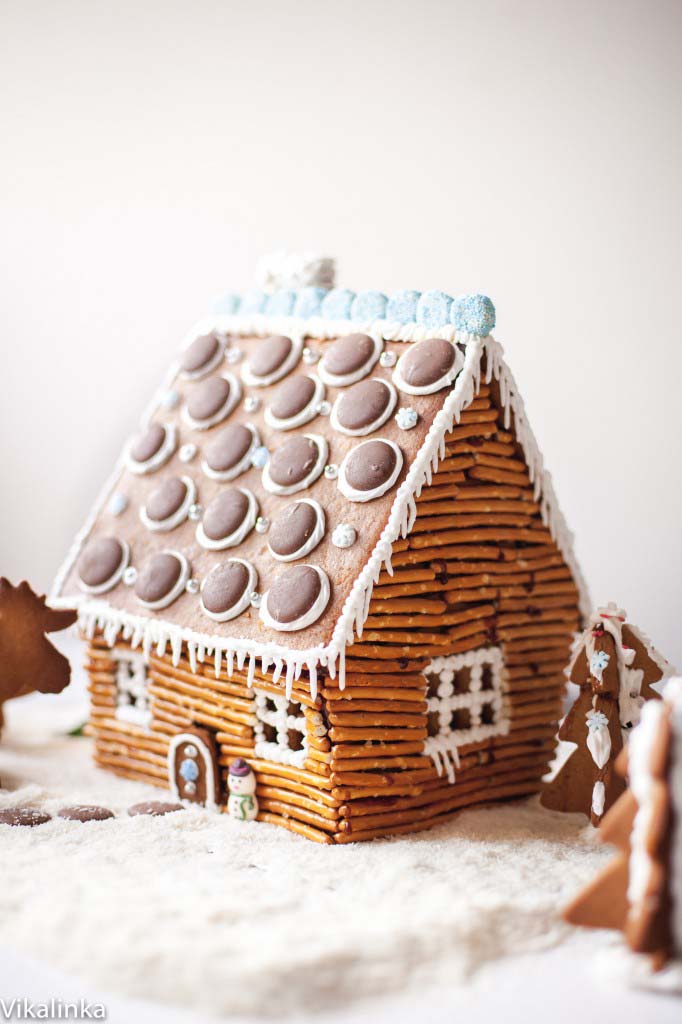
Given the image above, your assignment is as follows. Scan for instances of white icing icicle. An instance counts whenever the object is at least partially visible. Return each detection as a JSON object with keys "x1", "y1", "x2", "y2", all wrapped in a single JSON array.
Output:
[{"x1": 591, "y1": 780, "x2": 606, "y2": 818}]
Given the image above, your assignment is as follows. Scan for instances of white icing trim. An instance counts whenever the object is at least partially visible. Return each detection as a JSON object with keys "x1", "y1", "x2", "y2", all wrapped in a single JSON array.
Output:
[
  {"x1": 182, "y1": 373, "x2": 242, "y2": 430},
  {"x1": 200, "y1": 559, "x2": 258, "y2": 623},
  {"x1": 78, "y1": 540, "x2": 130, "y2": 595},
  {"x1": 259, "y1": 566, "x2": 330, "y2": 633},
  {"x1": 392, "y1": 338, "x2": 464, "y2": 396},
  {"x1": 168, "y1": 731, "x2": 218, "y2": 810},
  {"x1": 268, "y1": 499, "x2": 326, "y2": 563},
  {"x1": 126, "y1": 424, "x2": 178, "y2": 475},
  {"x1": 135, "y1": 551, "x2": 190, "y2": 610},
  {"x1": 195, "y1": 488, "x2": 258, "y2": 550},
  {"x1": 241, "y1": 334, "x2": 303, "y2": 387},
  {"x1": 253, "y1": 689, "x2": 309, "y2": 768},
  {"x1": 317, "y1": 332, "x2": 383, "y2": 387},
  {"x1": 114, "y1": 648, "x2": 151, "y2": 729},
  {"x1": 201, "y1": 423, "x2": 261, "y2": 482},
  {"x1": 261, "y1": 434, "x2": 328, "y2": 496},
  {"x1": 591, "y1": 780, "x2": 606, "y2": 818},
  {"x1": 179, "y1": 335, "x2": 225, "y2": 380},
  {"x1": 337, "y1": 438, "x2": 403, "y2": 503},
  {"x1": 330, "y1": 378, "x2": 398, "y2": 437},
  {"x1": 139, "y1": 476, "x2": 197, "y2": 533},
  {"x1": 264, "y1": 375, "x2": 326, "y2": 431}
]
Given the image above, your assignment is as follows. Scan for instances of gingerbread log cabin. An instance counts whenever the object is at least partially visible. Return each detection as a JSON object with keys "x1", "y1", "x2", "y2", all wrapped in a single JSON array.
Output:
[{"x1": 52, "y1": 258, "x2": 591, "y2": 843}]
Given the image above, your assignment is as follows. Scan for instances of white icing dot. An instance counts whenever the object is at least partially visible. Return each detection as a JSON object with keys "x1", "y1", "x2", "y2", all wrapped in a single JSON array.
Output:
[
  {"x1": 184, "y1": 745, "x2": 198, "y2": 758},
  {"x1": 179, "y1": 443, "x2": 197, "y2": 463},
  {"x1": 302, "y1": 347, "x2": 319, "y2": 365},
  {"x1": 255, "y1": 516, "x2": 270, "y2": 533},
  {"x1": 395, "y1": 407, "x2": 418, "y2": 430},
  {"x1": 379, "y1": 350, "x2": 397, "y2": 368},
  {"x1": 244, "y1": 395, "x2": 260, "y2": 413},
  {"x1": 331, "y1": 523, "x2": 357, "y2": 548},
  {"x1": 188, "y1": 503, "x2": 203, "y2": 521},
  {"x1": 123, "y1": 566, "x2": 137, "y2": 586}
]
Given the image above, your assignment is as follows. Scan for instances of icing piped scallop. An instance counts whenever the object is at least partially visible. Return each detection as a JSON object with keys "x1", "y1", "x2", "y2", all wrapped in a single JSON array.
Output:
[
  {"x1": 330, "y1": 378, "x2": 397, "y2": 437},
  {"x1": 393, "y1": 338, "x2": 463, "y2": 396},
  {"x1": 77, "y1": 536, "x2": 129, "y2": 594},
  {"x1": 180, "y1": 332, "x2": 225, "y2": 379},
  {"x1": 127, "y1": 422, "x2": 177, "y2": 475},
  {"x1": 262, "y1": 434, "x2": 328, "y2": 496},
  {"x1": 267, "y1": 500, "x2": 326, "y2": 562},
  {"x1": 264, "y1": 375, "x2": 325, "y2": 431},
  {"x1": 241, "y1": 335, "x2": 302, "y2": 387},
  {"x1": 183, "y1": 374, "x2": 241, "y2": 430},
  {"x1": 202, "y1": 423, "x2": 260, "y2": 482},
  {"x1": 140, "y1": 476, "x2": 196, "y2": 532},
  {"x1": 195, "y1": 488, "x2": 258, "y2": 550},
  {"x1": 134, "y1": 550, "x2": 190, "y2": 610},
  {"x1": 338, "y1": 438, "x2": 403, "y2": 502},
  {"x1": 317, "y1": 333, "x2": 382, "y2": 387},
  {"x1": 260, "y1": 564, "x2": 330, "y2": 632},
  {"x1": 200, "y1": 559, "x2": 258, "y2": 622}
]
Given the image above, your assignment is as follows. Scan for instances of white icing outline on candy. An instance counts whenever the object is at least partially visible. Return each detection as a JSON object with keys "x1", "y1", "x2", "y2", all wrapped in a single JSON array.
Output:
[
  {"x1": 267, "y1": 499, "x2": 326, "y2": 563},
  {"x1": 259, "y1": 565, "x2": 330, "y2": 632},
  {"x1": 182, "y1": 373, "x2": 242, "y2": 430},
  {"x1": 168, "y1": 731, "x2": 218, "y2": 810},
  {"x1": 179, "y1": 334, "x2": 225, "y2": 380},
  {"x1": 337, "y1": 438, "x2": 403, "y2": 503},
  {"x1": 330, "y1": 377, "x2": 398, "y2": 437},
  {"x1": 135, "y1": 550, "x2": 190, "y2": 610},
  {"x1": 78, "y1": 539, "x2": 130, "y2": 595},
  {"x1": 126, "y1": 424, "x2": 178, "y2": 475},
  {"x1": 200, "y1": 558, "x2": 258, "y2": 623},
  {"x1": 392, "y1": 340, "x2": 464, "y2": 396},
  {"x1": 317, "y1": 333, "x2": 383, "y2": 387},
  {"x1": 201, "y1": 424, "x2": 261, "y2": 482},
  {"x1": 139, "y1": 476, "x2": 197, "y2": 533},
  {"x1": 241, "y1": 334, "x2": 303, "y2": 387},
  {"x1": 195, "y1": 488, "x2": 259, "y2": 551},
  {"x1": 264, "y1": 375, "x2": 326, "y2": 432},
  {"x1": 261, "y1": 434, "x2": 328, "y2": 496}
]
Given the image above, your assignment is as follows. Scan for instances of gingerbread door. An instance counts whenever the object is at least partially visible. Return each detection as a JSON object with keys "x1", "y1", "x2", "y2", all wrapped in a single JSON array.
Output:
[{"x1": 168, "y1": 729, "x2": 219, "y2": 810}]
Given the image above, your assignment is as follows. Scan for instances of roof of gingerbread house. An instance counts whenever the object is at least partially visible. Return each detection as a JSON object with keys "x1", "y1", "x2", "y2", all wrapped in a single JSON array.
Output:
[{"x1": 52, "y1": 256, "x2": 590, "y2": 696}]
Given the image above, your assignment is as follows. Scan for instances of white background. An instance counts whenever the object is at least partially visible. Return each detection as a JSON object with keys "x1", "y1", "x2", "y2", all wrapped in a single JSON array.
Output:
[{"x1": 1, "y1": 0, "x2": 681, "y2": 661}]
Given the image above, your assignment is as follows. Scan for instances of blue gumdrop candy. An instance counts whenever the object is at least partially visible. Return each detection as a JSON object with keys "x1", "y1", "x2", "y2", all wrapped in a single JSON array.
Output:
[
  {"x1": 417, "y1": 290, "x2": 453, "y2": 329},
  {"x1": 211, "y1": 291, "x2": 240, "y2": 315},
  {"x1": 450, "y1": 294, "x2": 496, "y2": 336},
  {"x1": 386, "y1": 290, "x2": 421, "y2": 323},
  {"x1": 294, "y1": 287, "x2": 327, "y2": 318},
  {"x1": 321, "y1": 288, "x2": 356, "y2": 320},
  {"x1": 180, "y1": 759, "x2": 199, "y2": 782},
  {"x1": 351, "y1": 290, "x2": 387, "y2": 322},
  {"x1": 266, "y1": 289, "x2": 296, "y2": 316},
  {"x1": 240, "y1": 289, "x2": 268, "y2": 314}
]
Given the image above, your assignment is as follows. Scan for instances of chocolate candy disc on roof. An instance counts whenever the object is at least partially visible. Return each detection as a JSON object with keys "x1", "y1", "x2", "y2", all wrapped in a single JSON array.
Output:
[
  {"x1": 200, "y1": 559, "x2": 258, "y2": 622},
  {"x1": 195, "y1": 488, "x2": 258, "y2": 550},
  {"x1": 338, "y1": 438, "x2": 403, "y2": 502},
  {"x1": 393, "y1": 337, "x2": 463, "y2": 395},
  {"x1": 267, "y1": 499, "x2": 326, "y2": 562},
  {"x1": 183, "y1": 374, "x2": 241, "y2": 430},
  {"x1": 134, "y1": 550, "x2": 189, "y2": 610},
  {"x1": 318, "y1": 333, "x2": 382, "y2": 387},
  {"x1": 262, "y1": 434, "x2": 328, "y2": 495},
  {"x1": 126, "y1": 422, "x2": 177, "y2": 474},
  {"x1": 140, "y1": 476, "x2": 196, "y2": 532},
  {"x1": 180, "y1": 332, "x2": 225, "y2": 379},
  {"x1": 77, "y1": 535, "x2": 129, "y2": 594},
  {"x1": 330, "y1": 377, "x2": 397, "y2": 436},
  {"x1": 264, "y1": 374, "x2": 325, "y2": 431},
  {"x1": 202, "y1": 423, "x2": 260, "y2": 482},
  {"x1": 260, "y1": 563, "x2": 330, "y2": 632},
  {"x1": 242, "y1": 334, "x2": 302, "y2": 387}
]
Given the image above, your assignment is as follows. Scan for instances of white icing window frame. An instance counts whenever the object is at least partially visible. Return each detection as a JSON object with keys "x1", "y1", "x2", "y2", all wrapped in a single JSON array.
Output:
[
  {"x1": 253, "y1": 690, "x2": 309, "y2": 767},
  {"x1": 424, "y1": 646, "x2": 509, "y2": 783},
  {"x1": 114, "y1": 649, "x2": 152, "y2": 729}
]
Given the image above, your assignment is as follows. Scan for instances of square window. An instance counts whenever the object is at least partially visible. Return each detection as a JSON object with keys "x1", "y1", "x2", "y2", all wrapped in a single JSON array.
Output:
[
  {"x1": 253, "y1": 690, "x2": 316, "y2": 768},
  {"x1": 453, "y1": 668, "x2": 471, "y2": 694},
  {"x1": 114, "y1": 650, "x2": 151, "y2": 729},
  {"x1": 450, "y1": 708, "x2": 471, "y2": 731}
]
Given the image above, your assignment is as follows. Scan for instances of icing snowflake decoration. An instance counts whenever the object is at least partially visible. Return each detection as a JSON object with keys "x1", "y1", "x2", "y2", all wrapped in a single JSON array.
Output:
[
  {"x1": 586, "y1": 709, "x2": 609, "y2": 732},
  {"x1": 395, "y1": 407, "x2": 418, "y2": 430},
  {"x1": 589, "y1": 650, "x2": 610, "y2": 681}
]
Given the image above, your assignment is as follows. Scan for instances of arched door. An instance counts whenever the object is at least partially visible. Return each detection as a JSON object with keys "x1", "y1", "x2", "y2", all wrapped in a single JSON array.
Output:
[{"x1": 168, "y1": 729, "x2": 219, "y2": 810}]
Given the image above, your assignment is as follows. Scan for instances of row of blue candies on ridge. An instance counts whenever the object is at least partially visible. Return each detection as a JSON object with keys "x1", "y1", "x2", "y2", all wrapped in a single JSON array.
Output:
[{"x1": 210, "y1": 286, "x2": 496, "y2": 337}]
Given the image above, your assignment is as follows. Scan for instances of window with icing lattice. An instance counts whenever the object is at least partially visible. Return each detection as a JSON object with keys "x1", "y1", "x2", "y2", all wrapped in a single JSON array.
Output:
[
  {"x1": 423, "y1": 647, "x2": 509, "y2": 782},
  {"x1": 114, "y1": 650, "x2": 151, "y2": 729},
  {"x1": 253, "y1": 691, "x2": 308, "y2": 767}
]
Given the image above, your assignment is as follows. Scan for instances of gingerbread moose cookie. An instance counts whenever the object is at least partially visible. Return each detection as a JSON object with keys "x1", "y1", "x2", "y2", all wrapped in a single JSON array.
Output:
[{"x1": 542, "y1": 603, "x2": 671, "y2": 825}]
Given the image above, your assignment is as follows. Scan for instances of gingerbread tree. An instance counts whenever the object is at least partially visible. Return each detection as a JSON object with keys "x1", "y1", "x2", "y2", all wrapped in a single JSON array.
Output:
[
  {"x1": 563, "y1": 677, "x2": 682, "y2": 967},
  {"x1": 0, "y1": 578, "x2": 77, "y2": 732},
  {"x1": 542, "y1": 603, "x2": 671, "y2": 825}
]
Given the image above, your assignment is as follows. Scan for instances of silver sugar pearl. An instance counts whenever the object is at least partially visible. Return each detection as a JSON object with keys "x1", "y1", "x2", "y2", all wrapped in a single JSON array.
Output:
[
  {"x1": 184, "y1": 781, "x2": 197, "y2": 795},
  {"x1": 188, "y1": 503, "x2": 203, "y2": 521},
  {"x1": 302, "y1": 346, "x2": 320, "y2": 365},
  {"x1": 123, "y1": 566, "x2": 138, "y2": 586},
  {"x1": 324, "y1": 464, "x2": 338, "y2": 480},
  {"x1": 255, "y1": 516, "x2": 270, "y2": 533},
  {"x1": 244, "y1": 395, "x2": 260, "y2": 413},
  {"x1": 179, "y1": 443, "x2": 197, "y2": 463},
  {"x1": 186, "y1": 577, "x2": 200, "y2": 594},
  {"x1": 250, "y1": 591, "x2": 261, "y2": 608},
  {"x1": 316, "y1": 400, "x2": 331, "y2": 416},
  {"x1": 225, "y1": 346, "x2": 243, "y2": 364},
  {"x1": 251, "y1": 445, "x2": 269, "y2": 469},
  {"x1": 379, "y1": 350, "x2": 397, "y2": 368},
  {"x1": 184, "y1": 745, "x2": 198, "y2": 758},
  {"x1": 161, "y1": 389, "x2": 180, "y2": 409}
]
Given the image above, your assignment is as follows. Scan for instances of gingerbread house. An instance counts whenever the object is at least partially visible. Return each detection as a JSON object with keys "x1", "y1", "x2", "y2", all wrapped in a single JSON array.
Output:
[{"x1": 52, "y1": 256, "x2": 590, "y2": 843}]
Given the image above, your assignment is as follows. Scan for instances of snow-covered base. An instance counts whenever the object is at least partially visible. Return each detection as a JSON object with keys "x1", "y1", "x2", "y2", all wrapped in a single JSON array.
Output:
[
  {"x1": 595, "y1": 946, "x2": 682, "y2": 994},
  {"x1": 0, "y1": 701, "x2": 621, "y2": 1018}
]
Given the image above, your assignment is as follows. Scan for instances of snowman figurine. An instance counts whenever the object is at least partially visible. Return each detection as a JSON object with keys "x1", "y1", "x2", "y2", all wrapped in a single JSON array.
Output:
[{"x1": 227, "y1": 759, "x2": 258, "y2": 821}]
